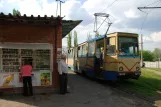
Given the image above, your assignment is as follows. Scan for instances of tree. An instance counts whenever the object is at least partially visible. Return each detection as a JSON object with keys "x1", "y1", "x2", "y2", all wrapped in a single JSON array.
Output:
[
  {"x1": 142, "y1": 50, "x2": 154, "y2": 61},
  {"x1": 67, "y1": 32, "x2": 72, "y2": 49},
  {"x1": 12, "y1": 8, "x2": 21, "y2": 16},
  {"x1": 87, "y1": 32, "x2": 92, "y2": 40},
  {"x1": 152, "y1": 48, "x2": 161, "y2": 61},
  {"x1": 74, "y1": 30, "x2": 78, "y2": 47}
]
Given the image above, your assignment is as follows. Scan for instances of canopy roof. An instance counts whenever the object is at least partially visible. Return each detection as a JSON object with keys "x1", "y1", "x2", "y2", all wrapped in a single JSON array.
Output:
[{"x1": 0, "y1": 13, "x2": 82, "y2": 38}]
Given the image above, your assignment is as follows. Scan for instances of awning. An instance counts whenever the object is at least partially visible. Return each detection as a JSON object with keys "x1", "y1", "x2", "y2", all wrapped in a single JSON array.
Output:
[
  {"x1": 62, "y1": 20, "x2": 82, "y2": 38},
  {"x1": 0, "y1": 13, "x2": 82, "y2": 38}
]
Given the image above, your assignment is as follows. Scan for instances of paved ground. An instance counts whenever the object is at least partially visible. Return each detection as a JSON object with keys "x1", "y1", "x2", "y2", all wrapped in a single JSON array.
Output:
[{"x1": 0, "y1": 72, "x2": 156, "y2": 107}]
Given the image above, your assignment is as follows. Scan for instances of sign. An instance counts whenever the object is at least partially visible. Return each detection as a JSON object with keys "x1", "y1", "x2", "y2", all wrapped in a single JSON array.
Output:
[
  {"x1": 0, "y1": 74, "x2": 14, "y2": 88},
  {"x1": 40, "y1": 73, "x2": 50, "y2": 86}
]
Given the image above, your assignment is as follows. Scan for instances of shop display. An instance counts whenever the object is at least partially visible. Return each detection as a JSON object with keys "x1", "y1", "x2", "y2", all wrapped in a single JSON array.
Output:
[
  {"x1": 0, "y1": 74, "x2": 15, "y2": 88},
  {"x1": 0, "y1": 48, "x2": 51, "y2": 72},
  {"x1": 0, "y1": 48, "x2": 51, "y2": 88},
  {"x1": 34, "y1": 50, "x2": 50, "y2": 70},
  {"x1": 40, "y1": 73, "x2": 50, "y2": 86},
  {"x1": 2, "y1": 49, "x2": 20, "y2": 72}
]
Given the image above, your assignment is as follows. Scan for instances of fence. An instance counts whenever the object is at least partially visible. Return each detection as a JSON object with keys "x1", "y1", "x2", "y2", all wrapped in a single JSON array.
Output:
[{"x1": 144, "y1": 61, "x2": 161, "y2": 68}]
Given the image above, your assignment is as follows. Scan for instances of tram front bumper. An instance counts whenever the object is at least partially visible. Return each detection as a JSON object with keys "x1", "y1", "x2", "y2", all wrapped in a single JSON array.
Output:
[{"x1": 118, "y1": 72, "x2": 141, "y2": 79}]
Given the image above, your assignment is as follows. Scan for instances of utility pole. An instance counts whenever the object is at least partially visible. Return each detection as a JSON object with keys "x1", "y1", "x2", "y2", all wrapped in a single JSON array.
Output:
[
  {"x1": 158, "y1": 58, "x2": 160, "y2": 68},
  {"x1": 140, "y1": 34, "x2": 143, "y2": 67},
  {"x1": 56, "y1": 0, "x2": 65, "y2": 17}
]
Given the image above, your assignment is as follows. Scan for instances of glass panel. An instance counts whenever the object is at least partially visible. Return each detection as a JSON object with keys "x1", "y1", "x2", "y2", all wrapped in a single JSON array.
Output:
[
  {"x1": 88, "y1": 42, "x2": 95, "y2": 56},
  {"x1": 96, "y1": 39, "x2": 104, "y2": 58},
  {"x1": 118, "y1": 37, "x2": 138, "y2": 56},
  {"x1": 82, "y1": 44, "x2": 87, "y2": 57},
  {"x1": 78, "y1": 46, "x2": 82, "y2": 57},
  {"x1": 2, "y1": 49, "x2": 19, "y2": 72},
  {"x1": 106, "y1": 37, "x2": 116, "y2": 56},
  {"x1": 34, "y1": 49, "x2": 50, "y2": 70}
]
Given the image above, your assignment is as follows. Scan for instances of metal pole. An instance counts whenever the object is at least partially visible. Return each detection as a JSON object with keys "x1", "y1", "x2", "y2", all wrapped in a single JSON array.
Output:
[
  {"x1": 140, "y1": 34, "x2": 143, "y2": 67},
  {"x1": 60, "y1": 1, "x2": 61, "y2": 17},
  {"x1": 158, "y1": 58, "x2": 160, "y2": 68},
  {"x1": 138, "y1": 7, "x2": 161, "y2": 9},
  {"x1": 60, "y1": 0, "x2": 65, "y2": 17},
  {"x1": 105, "y1": 23, "x2": 112, "y2": 36}
]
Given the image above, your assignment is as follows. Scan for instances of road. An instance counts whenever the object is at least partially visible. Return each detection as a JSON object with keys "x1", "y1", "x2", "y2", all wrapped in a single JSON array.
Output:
[{"x1": 0, "y1": 72, "x2": 155, "y2": 107}]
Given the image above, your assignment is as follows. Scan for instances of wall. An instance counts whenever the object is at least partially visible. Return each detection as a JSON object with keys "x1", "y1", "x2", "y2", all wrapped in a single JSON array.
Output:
[
  {"x1": 144, "y1": 61, "x2": 161, "y2": 68},
  {"x1": 0, "y1": 20, "x2": 63, "y2": 88}
]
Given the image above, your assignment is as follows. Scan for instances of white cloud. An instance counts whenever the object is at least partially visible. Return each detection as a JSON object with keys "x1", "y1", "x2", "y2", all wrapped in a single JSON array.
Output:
[
  {"x1": 151, "y1": 32, "x2": 161, "y2": 42},
  {"x1": 124, "y1": 9, "x2": 139, "y2": 18},
  {"x1": 1, "y1": 0, "x2": 161, "y2": 51},
  {"x1": 0, "y1": 0, "x2": 4, "y2": 7}
]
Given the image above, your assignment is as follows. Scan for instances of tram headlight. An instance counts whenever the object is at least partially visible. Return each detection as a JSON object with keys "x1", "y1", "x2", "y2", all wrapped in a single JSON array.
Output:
[
  {"x1": 136, "y1": 67, "x2": 140, "y2": 71},
  {"x1": 119, "y1": 67, "x2": 123, "y2": 71}
]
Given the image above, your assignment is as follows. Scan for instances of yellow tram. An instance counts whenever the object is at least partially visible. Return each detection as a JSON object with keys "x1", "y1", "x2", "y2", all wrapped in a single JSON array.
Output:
[{"x1": 67, "y1": 32, "x2": 141, "y2": 80}]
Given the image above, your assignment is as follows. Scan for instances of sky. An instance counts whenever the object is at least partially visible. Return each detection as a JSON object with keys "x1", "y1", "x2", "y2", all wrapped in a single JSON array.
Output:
[{"x1": 0, "y1": 0, "x2": 161, "y2": 51}]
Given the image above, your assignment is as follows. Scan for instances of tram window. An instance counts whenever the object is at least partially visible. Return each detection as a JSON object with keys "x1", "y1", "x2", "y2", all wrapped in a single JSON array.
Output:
[
  {"x1": 107, "y1": 37, "x2": 116, "y2": 56},
  {"x1": 78, "y1": 46, "x2": 82, "y2": 57},
  {"x1": 82, "y1": 44, "x2": 87, "y2": 57},
  {"x1": 88, "y1": 42, "x2": 95, "y2": 56},
  {"x1": 107, "y1": 45, "x2": 116, "y2": 55}
]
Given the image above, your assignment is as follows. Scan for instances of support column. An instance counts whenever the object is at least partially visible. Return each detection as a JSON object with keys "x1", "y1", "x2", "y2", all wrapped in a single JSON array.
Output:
[{"x1": 52, "y1": 17, "x2": 62, "y2": 88}]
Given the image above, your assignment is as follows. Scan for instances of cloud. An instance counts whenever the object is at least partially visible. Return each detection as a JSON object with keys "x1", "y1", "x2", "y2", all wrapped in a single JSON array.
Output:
[
  {"x1": 61, "y1": 0, "x2": 93, "y2": 25},
  {"x1": 1, "y1": 0, "x2": 161, "y2": 51},
  {"x1": 151, "y1": 32, "x2": 161, "y2": 42},
  {"x1": 124, "y1": 9, "x2": 139, "y2": 18},
  {"x1": 0, "y1": 0, "x2": 4, "y2": 8}
]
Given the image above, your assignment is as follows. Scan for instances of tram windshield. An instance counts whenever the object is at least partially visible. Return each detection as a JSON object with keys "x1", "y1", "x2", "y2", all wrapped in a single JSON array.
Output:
[{"x1": 118, "y1": 37, "x2": 139, "y2": 56}]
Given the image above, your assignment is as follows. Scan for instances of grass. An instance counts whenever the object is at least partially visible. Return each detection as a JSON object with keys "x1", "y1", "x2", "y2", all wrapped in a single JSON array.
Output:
[
  {"x1": 147, "y1": 68, "x2": 161, "y2": 72},
  {"x1": 119, "y1": 68, "x2": 161, "y2": 96}
]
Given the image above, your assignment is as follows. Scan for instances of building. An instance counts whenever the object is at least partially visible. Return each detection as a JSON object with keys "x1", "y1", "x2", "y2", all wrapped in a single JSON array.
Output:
[{"x1": 0, "y1": 13, "x2": 81, "y2": 92}]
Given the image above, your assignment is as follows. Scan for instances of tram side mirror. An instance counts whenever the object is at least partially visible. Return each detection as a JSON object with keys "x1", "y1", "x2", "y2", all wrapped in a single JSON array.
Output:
[
  {"x1": 68, "y1": 50, "x2": 71, "y2": 54},
  {"x1": 78, "y1": 47, "x2": 80, "y2": 50}
]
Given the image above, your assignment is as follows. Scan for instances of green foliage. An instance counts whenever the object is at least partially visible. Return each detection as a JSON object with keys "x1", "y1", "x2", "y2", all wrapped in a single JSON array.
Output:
[
  {"x1": 142, "y1": 50, "x2": 154, "y2": 61},
  {"x1": 119, "y1": 68, "x2": 161, "y2": 96},
  {"x1": 67, "y1": 32, "x2": 72, "y2": 49},
  {"x1": 152, "y1": 48, "x2": 161, "y2": 61},
  {"x1": 12, "y1": 8, "x2": 21, "y2": 16},
  {"x1": 87, "y1": 32, "x2": 92, "y2": 41},
  {"x1": 74, "y1": 30, "x2": 78, "y2": 47},
  {"x1": 148, "y1": 68, "x2": 161, "y2": 72}
]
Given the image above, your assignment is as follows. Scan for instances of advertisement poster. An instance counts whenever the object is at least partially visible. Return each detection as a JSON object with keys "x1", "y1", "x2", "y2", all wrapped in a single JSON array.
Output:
[
  {"x1": 0, "y1": 74, "x2": 14, "y2": 88},
  {"x1": 40, "y1": 73, "x2": 50, "y2": 86}
]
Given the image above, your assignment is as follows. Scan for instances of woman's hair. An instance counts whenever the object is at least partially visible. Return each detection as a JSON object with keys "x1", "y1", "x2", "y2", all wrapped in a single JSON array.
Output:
[{"x1": 24, "y1": 59, "x2": 30, "y2": 65}]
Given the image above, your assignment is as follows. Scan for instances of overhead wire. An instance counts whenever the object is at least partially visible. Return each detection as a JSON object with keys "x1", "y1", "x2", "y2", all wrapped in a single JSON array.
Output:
[
  {"x1": 96, "y1": 17, "x2": 107, "y2": 31},
  {"x1": 77, "y1": 0, "x2": 118, "y2": 35},
  {"x1": 101, "y1": 0, "x2": 118, "y2": 13},
  {"x1": 145, "y1": 0, "x2": 161, "y2": 7},
  {"x1": 139, "y1": 0, "x2": 161, "y2": 34}
]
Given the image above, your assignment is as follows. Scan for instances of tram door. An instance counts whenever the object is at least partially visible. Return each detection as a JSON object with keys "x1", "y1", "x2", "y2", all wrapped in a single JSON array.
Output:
[{"x1": 95, "y1": 39, "x2": 104, "y2": 77}]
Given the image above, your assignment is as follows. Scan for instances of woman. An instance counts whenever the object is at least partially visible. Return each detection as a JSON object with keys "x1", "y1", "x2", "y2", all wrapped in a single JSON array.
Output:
[{"x1": 21, "y1": 60, "x2": 33, "y2": 96}]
